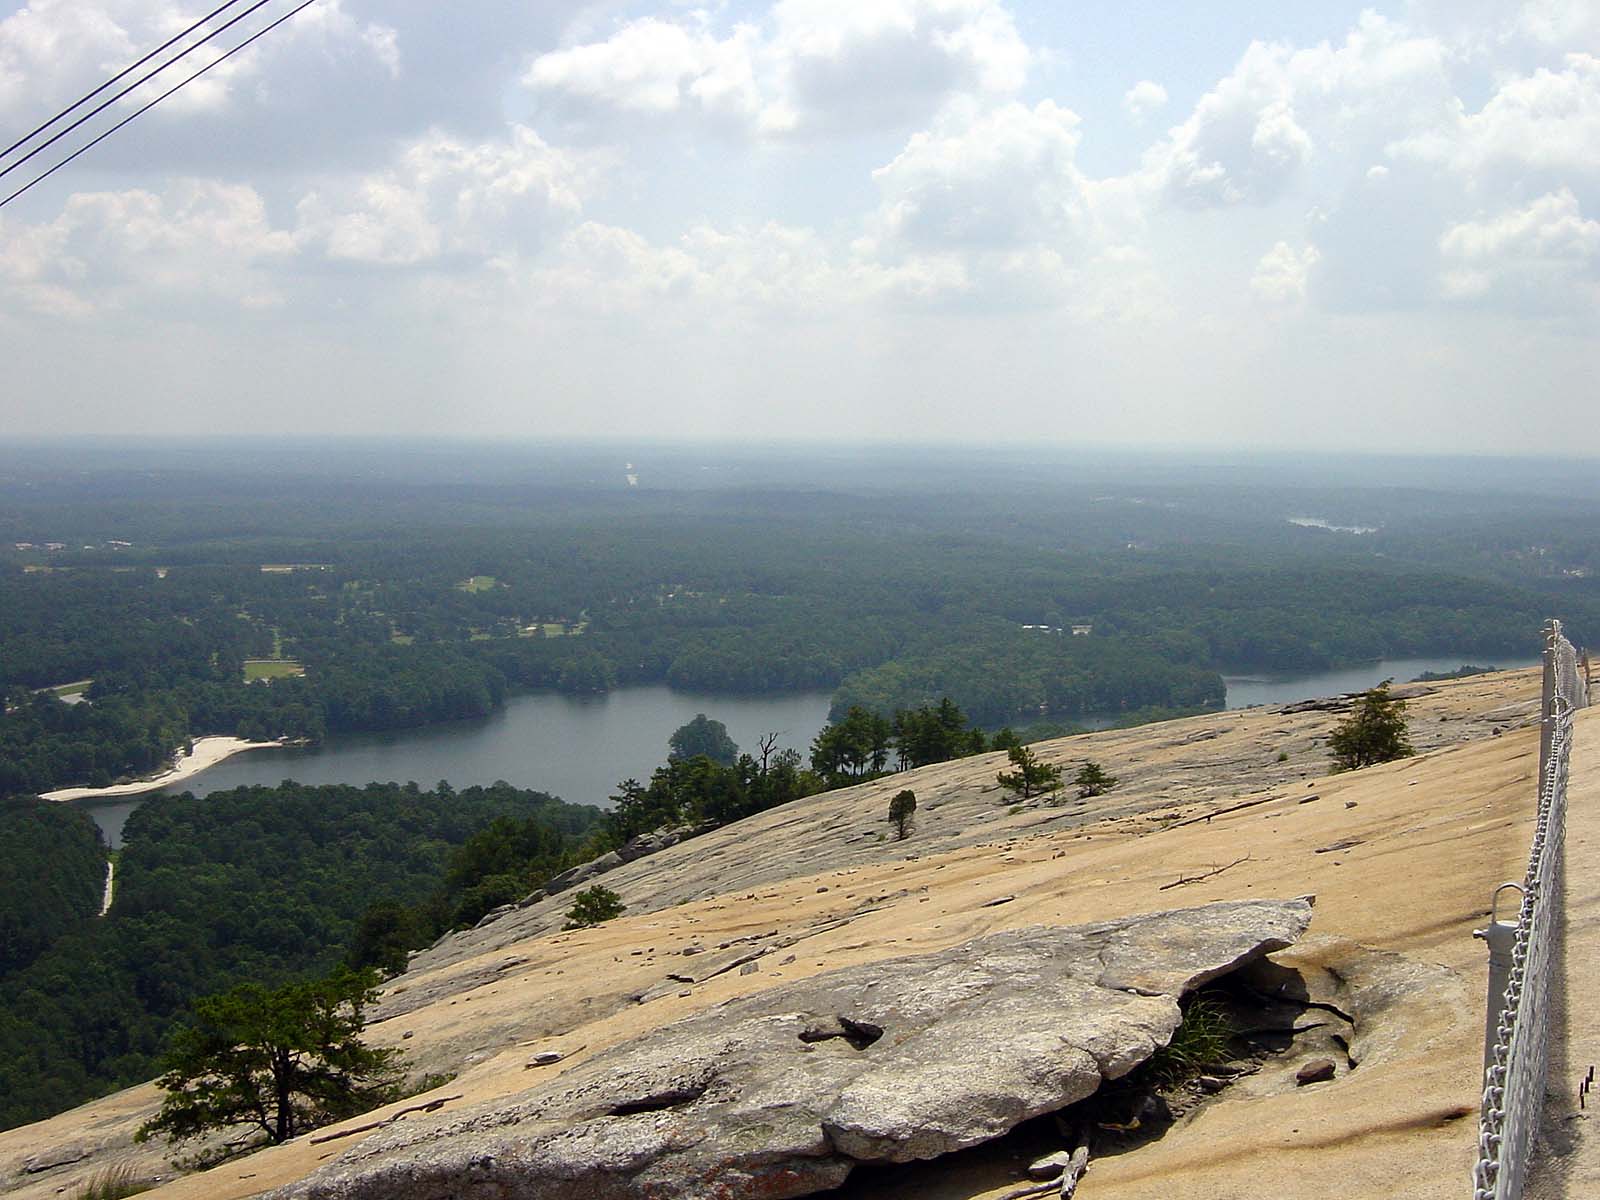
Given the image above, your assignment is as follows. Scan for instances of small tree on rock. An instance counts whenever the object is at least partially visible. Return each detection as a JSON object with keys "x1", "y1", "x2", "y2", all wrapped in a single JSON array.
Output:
[
  {"x1": 996, "y1": 745, "x2": 1062, "y2": 802},
  {"x1": 137, "y1": 968, "x2": 400, "y2": 1150},
  {"x1": 1073, "y1": 761, "x2": 1117, "y2": 798},
  {"x1": 564, "y1": 884, "x2": 626, "y2": 929},
  {"x1": 887, "y1": 790, "x2": 917, "y2": 840},
  {"x1": 1328, "y1": 681, "x2": 1413, "y2": 770}
]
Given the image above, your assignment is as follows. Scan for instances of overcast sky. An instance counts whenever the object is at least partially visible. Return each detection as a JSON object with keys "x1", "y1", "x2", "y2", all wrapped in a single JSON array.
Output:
[{"x1": 1, "y1": 1, "x2": 1596, "y2": 452}]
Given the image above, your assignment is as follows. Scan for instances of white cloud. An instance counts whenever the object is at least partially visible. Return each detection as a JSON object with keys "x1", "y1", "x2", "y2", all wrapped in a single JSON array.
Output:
[
  {"x1": 0, "y1": 179, "x2": 292, "y2": 316},
  {"x1": 854, "y1": 100, "x2": 1101, "y2": 305},
  {"x1": 1439, "y1": 188, "x2": 1600, "y2": 304},
  {"x1": 1123, "y1": 79, "x2": 1168, "y2": 122},
  {"x1": 1251, "y1": 241, "x2": 1320, "y2": 304},
  {"x1": 1145, "y1": 13, "x2": 1454, "y2": 208},
  {"x1": 0, "y1": 0, "x2": 397, "y2": 123},
  {"x1": 870, "y1": 100, "x2": 1086, "y2": 248},
  {"x1": 524, "y1": 219, "x2": 863, "y2": 318},
  {"x1": 1394, "y1": 52, "x2": 1600, "y2": 185},
  {"x1": 524, "y1": 0, "x2": 1030, "y2": 138},
  {"x1": 525, "y1": 18, "x2": 761, "y2": 120},
  {"x1": 1146, "y1": 40, "x2": 1312, "y2": 207},
  {"x1": 295, "y1": 127, "x2": 591, "y2": 268}
]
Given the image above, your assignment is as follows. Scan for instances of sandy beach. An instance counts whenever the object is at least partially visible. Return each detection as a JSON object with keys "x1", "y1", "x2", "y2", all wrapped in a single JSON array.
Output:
[{"x1": 39, "y1": 735, "x2": 284, "y2": 803}]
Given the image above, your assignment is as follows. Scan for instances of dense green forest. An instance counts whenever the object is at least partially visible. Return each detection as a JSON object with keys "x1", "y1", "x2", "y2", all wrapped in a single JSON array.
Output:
[
  {"x1": 0, "y1": 798, "x2": 106, "y2": 977},
  {"x1": 0, "y1": 782, "x2": 602, "y2": 1132},
  {"x1": 4, "y1": 443, "x2": 1594, "y2": 795}
]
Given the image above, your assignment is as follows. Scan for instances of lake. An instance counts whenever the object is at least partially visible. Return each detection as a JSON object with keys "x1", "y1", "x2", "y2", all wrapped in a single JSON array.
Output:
[
  {"x1": 1220, "y1": 655, "x2": 1535, "y2": 709},
  {"x1": 75, "y1": 654, "x2": 1535, "y2": 846},
  {"x1": 79, "y1": 687, "x2": 834, "y2": 848}
]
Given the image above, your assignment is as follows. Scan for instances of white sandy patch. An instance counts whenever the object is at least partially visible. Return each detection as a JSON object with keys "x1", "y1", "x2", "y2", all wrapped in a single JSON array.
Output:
[{"x1": 39, "y1": 736, "x2": 283, "y2": 803}]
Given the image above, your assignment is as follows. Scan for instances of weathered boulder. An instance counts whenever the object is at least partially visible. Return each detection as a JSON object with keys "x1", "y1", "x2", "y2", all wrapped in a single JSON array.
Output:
[
  {"x1": 536, "y1": 823, "x2": 716, "y2": 899},
  {"x1": 541, "y1": 851, "x2": 624, "y2": 897},
  {"x1": 272, "y1": 897, "x2": 1311, "y2": 1200}
]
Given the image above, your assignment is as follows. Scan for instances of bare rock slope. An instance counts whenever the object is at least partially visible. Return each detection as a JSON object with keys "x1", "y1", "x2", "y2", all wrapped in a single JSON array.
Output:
[
  {"x1": 276, "y1": 899, "x2": 1312, "y2": 1200},
  {"x1": 2, "y1": 667, "x2": 1575, "y2": 1200}
]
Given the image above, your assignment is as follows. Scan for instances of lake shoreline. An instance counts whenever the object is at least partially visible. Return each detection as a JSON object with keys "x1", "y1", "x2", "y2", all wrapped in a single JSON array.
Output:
[{"x1": 41, "y1": 736, "x2": 286, "y2": 803}]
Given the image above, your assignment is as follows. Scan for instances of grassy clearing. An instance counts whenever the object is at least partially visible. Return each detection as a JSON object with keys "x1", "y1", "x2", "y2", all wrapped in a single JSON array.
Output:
[
  {"x1": 457, "y1": 575, "x2": 499, "y2": 592},
  {"x1": 49, "y1": 680, "x2": 93, "y2": 697},
  {"x1": 244, "y1": 660, "x2": 305, "y2": 682}
]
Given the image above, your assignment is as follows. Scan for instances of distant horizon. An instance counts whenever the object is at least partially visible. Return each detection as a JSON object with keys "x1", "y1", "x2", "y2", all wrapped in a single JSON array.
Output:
[{"x1": 3, "y1": 433, "x2": 1599, "y2": 466}]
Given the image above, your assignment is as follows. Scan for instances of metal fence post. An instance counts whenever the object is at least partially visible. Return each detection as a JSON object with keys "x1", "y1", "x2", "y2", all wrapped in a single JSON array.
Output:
[
  {"x1": 1476, "y1": 883, "x2": 1523, "y2": 1074},
  {"x1": 1538, "y1": 622, "x2": 1556, "y2": 785}
]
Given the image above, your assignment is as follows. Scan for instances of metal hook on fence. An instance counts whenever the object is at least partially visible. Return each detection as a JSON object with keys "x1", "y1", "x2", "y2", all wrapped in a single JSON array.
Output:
[{"x1": 1476, "y1": 883, "x2": 1525, "y2": 1078}]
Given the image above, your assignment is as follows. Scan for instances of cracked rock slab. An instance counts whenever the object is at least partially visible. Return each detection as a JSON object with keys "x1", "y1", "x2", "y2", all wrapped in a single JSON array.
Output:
[{"x1": 272, "y1": 897, "x2": 1312, "y2": 1200}]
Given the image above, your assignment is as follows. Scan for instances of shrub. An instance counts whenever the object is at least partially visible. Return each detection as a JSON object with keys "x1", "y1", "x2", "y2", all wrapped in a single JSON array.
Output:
[
  {"x1": 887, "y1": 790, "x2": 917, "y2": 840},
  {"x1": 563, "y1": 885, "x2": 625, "y2": 929},
  {"x1": 1327, "y1": 682, "x2": 1412, "y2": 770},
  {"x1": 997, "y1": 745, "x2": 1062, "y2": 802},
  {"x1": 1073, "y1": 761, "x2": 1117, "y2": 798}
]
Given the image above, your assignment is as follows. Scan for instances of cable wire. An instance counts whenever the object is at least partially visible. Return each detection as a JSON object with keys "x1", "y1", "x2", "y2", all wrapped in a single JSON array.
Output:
[
  {"x1": 0, "y1": 0, "x2": 253, "y2": 163},
  {"x1": 0, "y1": 0, "x2": 281, "y2": 182},
  {"x1": 0, "y1": 0, "x2": 320, "y2": 211}
]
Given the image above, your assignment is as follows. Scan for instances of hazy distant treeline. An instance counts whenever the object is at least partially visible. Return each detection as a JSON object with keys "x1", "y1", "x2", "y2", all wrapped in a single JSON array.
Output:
[{"x1": 2, "y1": 467, "x2": 1591, "y2": 793}]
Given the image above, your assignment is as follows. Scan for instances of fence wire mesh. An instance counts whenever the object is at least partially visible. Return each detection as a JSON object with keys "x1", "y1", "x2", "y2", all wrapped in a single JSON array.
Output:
[{"x1": 1473, "y1": 621, "x2": 1588, "y2": 1200}]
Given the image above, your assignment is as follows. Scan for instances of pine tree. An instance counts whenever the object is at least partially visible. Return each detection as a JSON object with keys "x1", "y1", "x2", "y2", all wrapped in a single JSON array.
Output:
[
  {"x1": 1073, "y1": 761, "x2": 1118, "y2": 798},
  {"x1": 563, "y1": 884, "x2": 626, "y2": 929},
  {"x1": 1327, "y1": 681, "x2": 1413, "y2": 770},
  {"x1": 887, "y1": 790, "x2": 917, "y2": 840},
  {"x1": 138, "y1": 969, "x2": 400, "y2": 1149},
  {"x1": 996, "y1": 745, "x2": 1063, "y2": 802}
]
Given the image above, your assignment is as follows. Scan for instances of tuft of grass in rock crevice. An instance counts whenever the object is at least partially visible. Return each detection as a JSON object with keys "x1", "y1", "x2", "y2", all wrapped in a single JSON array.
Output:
[
  {"x1": 1143, "y1": 993, "x2": 1235, "y2": 1089},
  {"x1": 72, "y1": 1164, "x2": 150, "y2": 1200}
]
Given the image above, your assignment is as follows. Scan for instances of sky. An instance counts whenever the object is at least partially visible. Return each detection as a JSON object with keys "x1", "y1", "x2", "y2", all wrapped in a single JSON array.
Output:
[{"x1": 0, "y1": 0, "x2": 1596, "y2": 452}]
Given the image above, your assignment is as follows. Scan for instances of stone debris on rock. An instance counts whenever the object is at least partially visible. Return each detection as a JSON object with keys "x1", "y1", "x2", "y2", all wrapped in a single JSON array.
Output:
[
  {"x1": 1295, "y1": 1058, "x2": 1337, "y2": 1085},
  {"x1": 20, "y1": 1145, "x2": 88, "y2": 1174},
  {"x1": 1027, "y1": 1149, "x2": 1076, "y2": 1180},
  {"x1": 269, "y1": 897, "x2": 1312, "y2": 1200},
  {"x1": 539, "y1": 823, "x2": 718, "y2": 899}
]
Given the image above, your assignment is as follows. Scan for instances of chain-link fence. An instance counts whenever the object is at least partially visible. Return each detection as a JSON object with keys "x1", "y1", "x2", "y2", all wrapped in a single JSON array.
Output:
[{"x1": 1472, "y1": 620, "x2": 1589, "y2": 1200}]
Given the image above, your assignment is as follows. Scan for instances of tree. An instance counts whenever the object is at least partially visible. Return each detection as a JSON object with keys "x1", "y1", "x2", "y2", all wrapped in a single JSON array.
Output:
[
  {"x1": 811, "y1": 707, "x2": 892, "y2": 782},
  {"x1": 989, "y1": 727, "x2": 1023, "y2": 753},
  {"x1": 1073, "y1": 761, "x2": 1117, "y2": 798},
  {"x1": 344, "y1": 901, "x2": 421, "y2": 976},
  {"x1": 996, "y1": 745, "x2": 1062, "y2": 802},
  {"x1": 137, "y1": 969, "x2": 400, "y2": 1149},
  {"x1": 564, "y1": 884, "x2": 625, "y2": 929},
  {"x1": 1327, "y1": 681, "x2": 1413, "y2": 770},
  {"x1": 669, "y1": 714, "x2": 739, "y2": 766},
  {"x1": 887, "y1": 790, "x2": 917, "y2": 840}
]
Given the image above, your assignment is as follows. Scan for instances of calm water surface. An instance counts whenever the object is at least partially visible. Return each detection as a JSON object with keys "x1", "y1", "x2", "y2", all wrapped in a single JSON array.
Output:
[
  {"x1": 1221, "y1": 655, "x2": 1536, "y2": 709},
  {"x1": 77, "y1": 655, "x2": 1535, "y2": 846},
  {"x1": 80, "y1": 687, "x2": 832, "y2": 847}
]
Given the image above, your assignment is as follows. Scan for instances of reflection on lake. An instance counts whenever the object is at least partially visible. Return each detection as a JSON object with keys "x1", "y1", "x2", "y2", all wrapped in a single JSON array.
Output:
[{"x1": 76, "y1": 654, "x2": 1537, "y2": 847}]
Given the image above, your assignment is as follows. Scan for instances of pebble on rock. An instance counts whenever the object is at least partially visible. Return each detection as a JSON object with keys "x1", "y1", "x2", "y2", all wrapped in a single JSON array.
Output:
[{"x1": 1296, "y1": 1058, "x2": 1337, "y2": 1085}]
